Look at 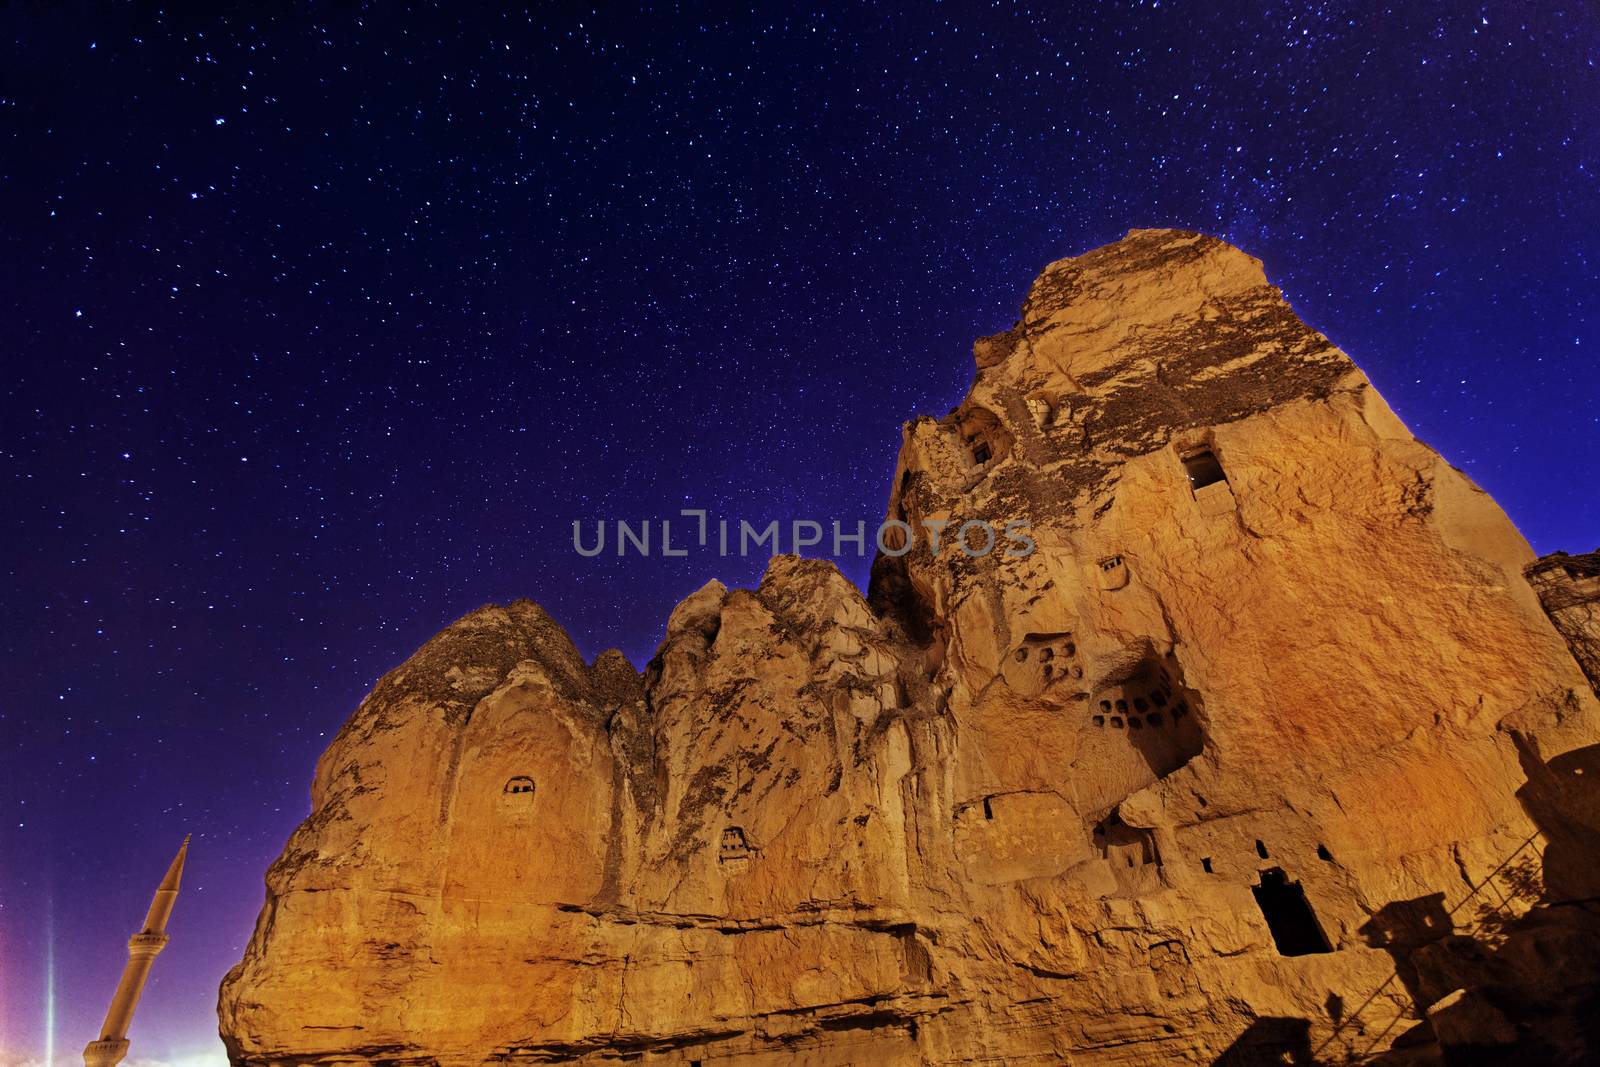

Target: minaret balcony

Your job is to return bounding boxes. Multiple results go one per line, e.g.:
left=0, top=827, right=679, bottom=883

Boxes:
left=82, top=1038, right=129, bottom=1067
left=127, top=931, right=170, bottom=956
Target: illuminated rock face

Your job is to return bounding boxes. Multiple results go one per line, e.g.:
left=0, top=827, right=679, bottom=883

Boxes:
left=220, top=230, right=1600, bottom=1065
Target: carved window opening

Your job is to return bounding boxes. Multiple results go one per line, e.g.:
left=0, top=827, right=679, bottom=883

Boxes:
left=1202, top=857, right=1214, bottom=874
left=719, top=826, right=751, bottom=861
left=1256, top=839, right=1270, bottom=859
left=504, top=776, right=535, bottom=796
left=1098, top=554, right=1130, bottom=591
left=1094, top=815, right=1160, bottom=889
left=954, top=406, right=1012, bottom=474
left=982, top=796, right=994, bottom=820
left=1253, top=868, right=1332, bottom=956
left=1318, top=844, right=1334, bottom=862
left=1183, top=450, right=1227, bottom=491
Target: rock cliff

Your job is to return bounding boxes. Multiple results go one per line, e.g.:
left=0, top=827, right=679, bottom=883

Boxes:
left=220, top=230, right=1600, bottom=1065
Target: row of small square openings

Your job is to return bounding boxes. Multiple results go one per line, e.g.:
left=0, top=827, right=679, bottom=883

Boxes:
left=719, top=826, right=751, bottom=861
left=1098, top=554, right=1130, bottom=591
left=1014, top=638, right=1076, bottom=660
left=1093, top=689, right=1187, bottom=729
left=1093, top=710, right=1180, bottom=729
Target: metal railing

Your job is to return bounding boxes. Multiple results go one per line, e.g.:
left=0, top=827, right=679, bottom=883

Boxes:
left=1311, top=829, right=1546, bottom=1063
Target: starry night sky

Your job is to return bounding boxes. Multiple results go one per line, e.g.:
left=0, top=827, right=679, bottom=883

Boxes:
left=2, top=3, right=1596, bottom=1060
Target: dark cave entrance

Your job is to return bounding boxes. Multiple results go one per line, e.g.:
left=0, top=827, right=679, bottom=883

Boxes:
left=1253, top=868, right=1332, bottom=957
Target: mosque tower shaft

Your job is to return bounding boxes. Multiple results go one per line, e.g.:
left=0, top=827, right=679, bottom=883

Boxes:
left=83, top=836, right=189, bottom=1067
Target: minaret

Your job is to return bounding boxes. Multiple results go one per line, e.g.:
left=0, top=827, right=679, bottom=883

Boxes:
left=83, top=836, right=189, bottom=1067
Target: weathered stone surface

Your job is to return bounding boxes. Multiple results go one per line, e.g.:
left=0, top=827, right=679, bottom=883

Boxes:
left=220, top=230, right=1600, bottom=1064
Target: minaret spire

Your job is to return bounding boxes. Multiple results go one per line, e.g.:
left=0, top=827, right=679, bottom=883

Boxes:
left=84, top=836, right=189, bottom=1067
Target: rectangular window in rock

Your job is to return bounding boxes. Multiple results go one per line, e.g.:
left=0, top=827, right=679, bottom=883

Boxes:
left=1252, top=868, right=1332, bottom=956
left=719, top=826, right=751, bottom=862
left=1182, top=450, right=1227, bottom=491
left=1098, top=555, right=1130, bottom=590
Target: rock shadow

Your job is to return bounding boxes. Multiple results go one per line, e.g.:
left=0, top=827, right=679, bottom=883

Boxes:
left=1211, top=1016, right=1312, bottom=1066
left=1514, top=734, right=1600, bottom=905
left=1351, top=737, right=1600, bottom=1064
left=1359, top=892, right=1452, bottom=1016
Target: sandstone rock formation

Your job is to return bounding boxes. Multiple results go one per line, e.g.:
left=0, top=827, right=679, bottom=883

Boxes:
left=220, top=230, right=1600, bottom=1065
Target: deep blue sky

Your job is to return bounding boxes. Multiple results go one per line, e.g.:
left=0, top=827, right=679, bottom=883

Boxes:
left=2, top=3, right=1596, bottom=1060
